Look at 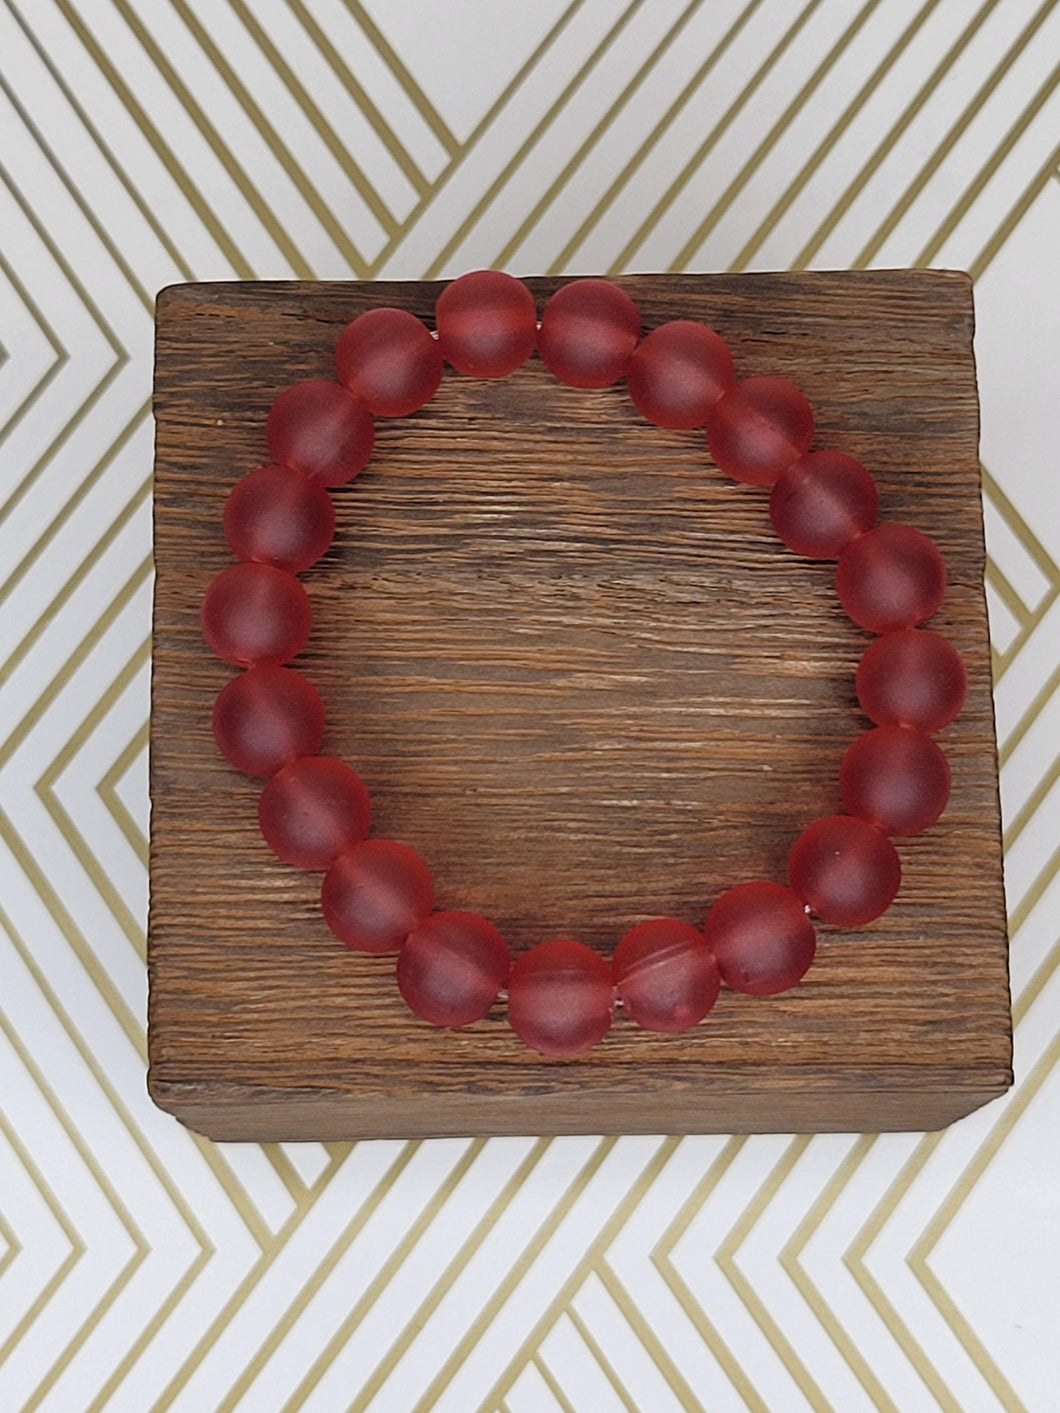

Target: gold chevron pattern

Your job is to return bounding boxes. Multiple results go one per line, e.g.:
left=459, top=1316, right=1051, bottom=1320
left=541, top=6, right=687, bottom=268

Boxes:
left=1, top=1, right=1057, bottom=1408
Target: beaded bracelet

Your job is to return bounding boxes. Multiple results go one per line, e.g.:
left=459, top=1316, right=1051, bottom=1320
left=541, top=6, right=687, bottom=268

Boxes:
left=201, top=271, right=966, bottom=1058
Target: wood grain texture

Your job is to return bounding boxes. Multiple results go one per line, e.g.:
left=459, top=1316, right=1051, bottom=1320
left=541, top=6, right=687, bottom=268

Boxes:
left=148, top=272, right=1012, bottom=1141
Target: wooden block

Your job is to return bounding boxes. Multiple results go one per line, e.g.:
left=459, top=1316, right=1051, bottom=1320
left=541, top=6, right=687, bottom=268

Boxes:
left=148, top=272, right=1012, bottom=1141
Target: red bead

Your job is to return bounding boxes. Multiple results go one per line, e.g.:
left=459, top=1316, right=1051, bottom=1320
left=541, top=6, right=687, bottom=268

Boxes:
left=201, top=562, right=311, bottom=667
left=322, top=839, right=433, bottom=953
left=335, top=307, right=443, bottom=417
left=396, top=910, right=509, bottom=1027
left=224, top=464, right=335, bottom=573
left=612, top=918, right=720, bottom=1032
left=788, top=815, right=900, bottom=926
left=705, top=377, right=815, bottom=486
left=769, top=449, right=877, bottom=558
left=856, top=628, right=967, bottom=733
left=537, top=278, right=640, bottom=389
left=435, top=270, right=537, bottom=378
left=703, top=881, right=816, bottom=995
left=626, top=321, right=734, bottom=429
left=507, top=939, right=614, bottom=1056
left=212, top=665, right=324, bottom=777
left=258, top=755, right=370, bottom=869
left=836, top=524, right=946, bottom=633
left=839, top=725, right=950, bottom=837
left=266, top=379, right=374, bottom=486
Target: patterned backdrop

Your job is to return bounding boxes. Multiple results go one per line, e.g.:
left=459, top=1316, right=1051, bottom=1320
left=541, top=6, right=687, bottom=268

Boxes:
left=1, top=1, right=1058, bottom=1409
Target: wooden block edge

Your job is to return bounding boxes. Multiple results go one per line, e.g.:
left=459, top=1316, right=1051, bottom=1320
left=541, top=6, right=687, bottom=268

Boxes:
left=147, top=1064, right=1014, bottom=1142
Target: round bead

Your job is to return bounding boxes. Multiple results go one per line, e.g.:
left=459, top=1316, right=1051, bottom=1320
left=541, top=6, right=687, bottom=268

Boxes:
left=212, top=665, right=324, bottom=777
left=612, top=918, right=720, bottom=1032
left=266, top=379, right=374, bottom=487
left=788, top=815, right=901, bottom=927
left=839, top=725, right=951, bottom=837
left=537, top=278, right=640, bottom=389
left=705, top=377, right=815, bottom=486
left=322, top=839, right=433, bottom=953
left=769, top=449, right=878, bottom=558
left=507, top=939, right=614, bottom=1056
left=396, top=910, right=509, bottom=1027
left=856, top=628, right=967, bottom=733
left=836, top=524, right=946, bottom=634
left=224, top=464, right=335, bottom=573
left=703, top=881, right=816, bottom=995
left=258, top=755, right=370, bottom=869
left=201, top=562, right=311, bottom=667
left=626, top=320, right=734, bottom=429
left=435, top=270, right=537, bottom=378
left=335, top=307, right=443, bottom=417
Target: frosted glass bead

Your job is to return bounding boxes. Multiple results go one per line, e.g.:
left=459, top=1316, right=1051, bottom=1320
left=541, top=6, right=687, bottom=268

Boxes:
left=335, top=307, right=443, bottom=417
left=435, top=270, right=537, bottom=378
left=626, top=320, right=733, bottom=429
left=836, top=524, right=946, bottom=634
left=612, top=917, right=720, bottom=1032
left=258, top=756, right=370, bottom=869
left=507, top=939, right=614, bottom=1055
left=789, top=814, right=901, bottom=926
left=706, top=377, right=814, bottom=486
left=769, top=449, right=877, bottom=558
left=537, top=279, right=640, bottom=389
left=856, top=629, right=967, bottom=732
left=224, top=464, right=335, bottom=573
left=839, top=725, right=950, bottom=837
left=396, top=910, right=510, bottom=1026
left=212, top=665, right=324, bottom=777
left=322, top=839, right=433, bottom=954
left=201, top=562, right=311, bottom=667
left=703, top=881, right=816, bottom=995
left=266, top=379, right=373, bottom=487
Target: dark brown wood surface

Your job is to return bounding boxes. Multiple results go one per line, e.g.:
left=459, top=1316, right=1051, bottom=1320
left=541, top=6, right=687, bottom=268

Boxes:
left=148, top=272, right=1012, bottom=1141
